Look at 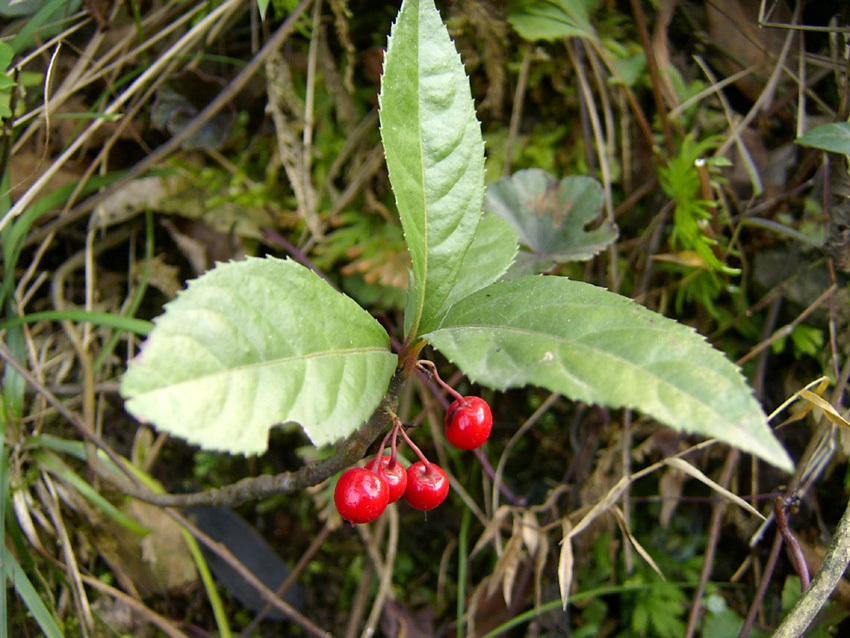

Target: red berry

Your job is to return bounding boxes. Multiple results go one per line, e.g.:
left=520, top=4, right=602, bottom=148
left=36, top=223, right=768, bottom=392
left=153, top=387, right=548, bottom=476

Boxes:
left=334, top=467, right=389, bottom=524
left=373, top=455, right=408, bottom=503
left=404, top=461, right=449, bottom=511
left=445, top=396, right=492, bottom=450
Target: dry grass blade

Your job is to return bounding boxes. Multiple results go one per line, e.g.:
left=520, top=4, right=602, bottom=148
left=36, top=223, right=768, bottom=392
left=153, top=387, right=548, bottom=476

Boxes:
left=665, top=457, right=765, bottom=520
left=471, top=505, right=512, bottom=557
left=361, top=504, right=399, bottom=638
left=558, top=519, right=574, bottom=610
left=2, top=0, right=245, bottom=231
left=533, top=532, right=549, bottom=611
left=38, top=475, right=94, bottom=636
left=487, top=518, right=524, bottom=606
left=611, top=506, right=665, bottom=581
left=568, top=475, right=630, bottom=539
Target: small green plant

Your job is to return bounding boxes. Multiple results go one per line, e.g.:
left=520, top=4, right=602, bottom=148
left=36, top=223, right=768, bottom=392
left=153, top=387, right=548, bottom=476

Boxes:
left=119, top=0, right=793, bottom=607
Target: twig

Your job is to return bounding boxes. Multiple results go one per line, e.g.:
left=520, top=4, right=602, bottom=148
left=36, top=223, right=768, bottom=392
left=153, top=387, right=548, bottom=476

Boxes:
left=775, top=496, right=810, bottom=591
left=239, top=523, right=332, bottom=636
left=683, top=450, right=739, bottom=638
left=736, top=284, right=838, bottom=365
left=169, top=510, right=331, bottom=638
left=0, top=339, right=405, bottom=507
left=627, top=0, right=674, bottom=155
left=738, top=527, right=785, bottom=638
left=503, top=46, right=531, bottom=178
left=361, top=503, right=399, bottom=637
left=772, top=494, right=850, bottom=637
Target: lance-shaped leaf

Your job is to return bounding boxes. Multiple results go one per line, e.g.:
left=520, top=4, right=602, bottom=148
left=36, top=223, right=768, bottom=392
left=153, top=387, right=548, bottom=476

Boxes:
left=421, top=277, right=793, bottom=471
left=442, top=212, right=518, bottom=310
left=379, top=0, right=485, bottom=338
left=120, top=257, right=397, bottom=455
left=484, top=169, right=617, bottom=277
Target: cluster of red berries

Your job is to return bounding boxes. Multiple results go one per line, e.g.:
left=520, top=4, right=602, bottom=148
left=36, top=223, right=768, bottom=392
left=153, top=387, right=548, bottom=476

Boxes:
left=333, top=360, right=493, bottom=525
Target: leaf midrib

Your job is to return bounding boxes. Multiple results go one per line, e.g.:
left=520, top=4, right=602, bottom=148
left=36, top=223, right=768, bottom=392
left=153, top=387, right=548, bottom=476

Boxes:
left=132, top=346, right=393, bottom=395
left=426, top=323, right=747, bottom=424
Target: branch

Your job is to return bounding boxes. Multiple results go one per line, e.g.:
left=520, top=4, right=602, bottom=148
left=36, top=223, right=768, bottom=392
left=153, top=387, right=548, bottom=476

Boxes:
left=0, top=339, right=404, bottom=508
left=119, top=371, right=404, bottom=508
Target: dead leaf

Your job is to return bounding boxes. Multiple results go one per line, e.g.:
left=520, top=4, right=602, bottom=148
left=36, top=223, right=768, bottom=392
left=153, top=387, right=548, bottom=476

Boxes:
left=133, top=255, right=182, bottom=300
left=570, top=475, right=630, bottom=539
left=533, top=532, right=549, bottom=610
left=487, top=521, right=523, bottom=607
left=558, top=519, right=574, bottom=610
left=521, top=509, right=540, bottom=555
left=471, top=505, right=511, bottom=558
left=799, top=390, right=850, bottom=430
left=665, top=457, right=765, bottom=520
left=613, top=507, right=666, bottom=581
left=91, top=501, right=196, bottom=597
left=130, top=501, right=197, bottom=593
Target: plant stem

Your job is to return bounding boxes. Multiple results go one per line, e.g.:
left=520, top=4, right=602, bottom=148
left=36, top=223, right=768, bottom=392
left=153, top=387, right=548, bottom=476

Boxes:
left=368, top=428, right=395, bottom=472
left=775, top=497, right=810, bottom=591
left=397, top=422, right=432, bottom=471
left=0, top=338, right=406, bottom=508
left=771, top=496, right=850, bottom=638
left=416, top=359, right=464, bottom=401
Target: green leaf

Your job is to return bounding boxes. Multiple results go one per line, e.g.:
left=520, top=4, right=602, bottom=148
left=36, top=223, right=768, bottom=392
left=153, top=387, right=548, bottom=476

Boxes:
left=484, top=169, right=618, bottom=276
left=33, top=451, right=149, bottom=536
left=3, top=553, right=64, bottom=638
left=0, top=42, right=12, bottom=71
left=120, top=257, right=397, bottom=454
left=379, top=0, right=486, bottom=339
left=508, top=0, right=599, bottom=42
left=421, top=277, right=793, bottom=471
left=796, top=122, right=850, bottom=155
left=0, top=310, right=152, bottom=336
left=442, top=212, right=518, bottom=310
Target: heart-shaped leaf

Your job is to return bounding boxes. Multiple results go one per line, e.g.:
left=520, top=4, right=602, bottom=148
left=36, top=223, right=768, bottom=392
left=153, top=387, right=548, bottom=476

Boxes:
left=120, top=257, right=397, bottom=454
left=379, top=0, right=486, bottom=339
left=421, top=276, right=793, bottom=471
left=484, top=169, right=618, bottom=276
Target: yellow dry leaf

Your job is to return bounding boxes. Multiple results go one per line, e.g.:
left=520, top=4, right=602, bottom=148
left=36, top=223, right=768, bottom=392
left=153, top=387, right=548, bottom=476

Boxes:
left=612, top=506, right=665, bottom=581
left=665, top=457, right=764, bottom=520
